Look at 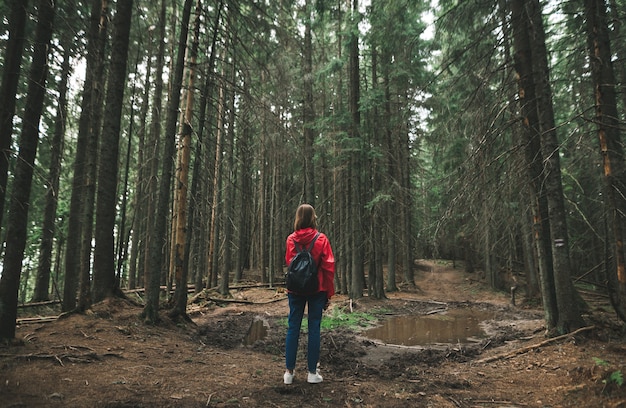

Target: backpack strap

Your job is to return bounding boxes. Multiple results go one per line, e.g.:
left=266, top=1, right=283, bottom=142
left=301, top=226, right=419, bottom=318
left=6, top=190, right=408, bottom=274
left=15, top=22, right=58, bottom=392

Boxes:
left=307, top=232, right=320, bottom=252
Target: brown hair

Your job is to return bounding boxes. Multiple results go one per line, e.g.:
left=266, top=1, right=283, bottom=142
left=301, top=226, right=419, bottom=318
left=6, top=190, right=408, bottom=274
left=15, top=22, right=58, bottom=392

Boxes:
left=293, top=204, right=317, bottom=231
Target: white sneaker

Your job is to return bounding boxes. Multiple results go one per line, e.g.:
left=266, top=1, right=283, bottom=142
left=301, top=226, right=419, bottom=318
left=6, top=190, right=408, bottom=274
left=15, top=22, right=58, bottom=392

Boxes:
left=307, top=371, right=323, bottom=383
left=284, top=370, right=294, bottom=384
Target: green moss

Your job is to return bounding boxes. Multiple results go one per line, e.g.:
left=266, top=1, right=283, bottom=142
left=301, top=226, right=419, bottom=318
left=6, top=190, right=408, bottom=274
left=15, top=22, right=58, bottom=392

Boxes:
left=280, top=306, right=383, bottom=331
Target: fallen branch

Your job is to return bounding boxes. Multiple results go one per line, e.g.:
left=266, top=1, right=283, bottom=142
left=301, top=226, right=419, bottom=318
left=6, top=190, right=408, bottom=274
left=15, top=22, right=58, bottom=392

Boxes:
left=17, top=316, right=60, bottom=324
left=0, top=351, right=123, bottom=365
left=425, top=308, right=447, bottom=315
left=472, top=400, right=527, bottom=406
left=17, top=300, right=61, bottom=309
left=205, top=296, right=286, bottom=305
left=475, top=325, right=595, bottom=364
left=206, top=297, right=254, bottom=304
left=396, top=298, right=448, bottom=306
left=254, top=297, right=288, bottom=304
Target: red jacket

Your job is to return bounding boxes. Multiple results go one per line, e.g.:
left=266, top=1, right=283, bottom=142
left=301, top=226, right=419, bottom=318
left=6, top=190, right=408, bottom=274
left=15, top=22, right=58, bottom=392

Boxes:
left=285, top=227, right=335, bottom=299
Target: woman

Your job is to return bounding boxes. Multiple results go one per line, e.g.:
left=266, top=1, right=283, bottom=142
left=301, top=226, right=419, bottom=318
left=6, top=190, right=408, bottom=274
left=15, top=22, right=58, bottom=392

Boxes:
left=284, top=204, right=335, bottom=384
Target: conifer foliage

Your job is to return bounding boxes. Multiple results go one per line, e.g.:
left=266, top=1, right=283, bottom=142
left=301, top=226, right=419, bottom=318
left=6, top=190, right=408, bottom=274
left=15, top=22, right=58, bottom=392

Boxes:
left=2, top=0, right=626, bottom=339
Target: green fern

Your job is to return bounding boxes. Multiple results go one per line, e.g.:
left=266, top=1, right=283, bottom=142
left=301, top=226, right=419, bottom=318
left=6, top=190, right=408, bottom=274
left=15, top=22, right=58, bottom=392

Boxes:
left=594, top=358, right=624, bottom=387
left=593, top=357, right=609, bottom=367
left=609, top=370, right=624, bottom=387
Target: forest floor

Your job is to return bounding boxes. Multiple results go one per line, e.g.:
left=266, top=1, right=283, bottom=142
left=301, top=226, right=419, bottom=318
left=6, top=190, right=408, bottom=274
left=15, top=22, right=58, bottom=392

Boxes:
left=2, top=260, right=626, bottom=407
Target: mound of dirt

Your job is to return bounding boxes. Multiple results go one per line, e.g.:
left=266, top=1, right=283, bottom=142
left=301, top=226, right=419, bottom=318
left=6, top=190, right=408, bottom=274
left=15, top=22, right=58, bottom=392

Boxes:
left=2, top=261, right=626, bottom=407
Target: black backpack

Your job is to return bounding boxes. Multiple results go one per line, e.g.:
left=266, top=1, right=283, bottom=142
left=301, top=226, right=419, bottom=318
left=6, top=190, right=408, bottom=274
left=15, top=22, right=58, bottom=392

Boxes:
left=286, top=232, right=320, bottom=294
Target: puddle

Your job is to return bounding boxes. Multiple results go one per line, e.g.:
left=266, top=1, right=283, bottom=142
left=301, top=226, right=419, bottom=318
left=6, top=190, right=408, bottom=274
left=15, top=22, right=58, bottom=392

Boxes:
left=242, top=318, right=268, bottom=345
left=364, top=309, right=494, bottom=346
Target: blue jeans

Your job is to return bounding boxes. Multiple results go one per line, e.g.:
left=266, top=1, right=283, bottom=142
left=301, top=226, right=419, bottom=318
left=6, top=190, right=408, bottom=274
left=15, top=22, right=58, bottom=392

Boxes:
left=285, top=291, right=326, bottom=374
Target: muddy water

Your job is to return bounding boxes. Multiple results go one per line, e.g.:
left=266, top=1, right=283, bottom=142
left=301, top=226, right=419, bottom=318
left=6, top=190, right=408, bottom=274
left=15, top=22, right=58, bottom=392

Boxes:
left=364, top=309, right=495, bottom=346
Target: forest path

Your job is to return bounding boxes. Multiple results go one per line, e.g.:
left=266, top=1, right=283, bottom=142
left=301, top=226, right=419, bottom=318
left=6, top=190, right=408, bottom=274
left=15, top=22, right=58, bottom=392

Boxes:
left=3, top=261, right=624, bottom=408
left=407, top=259, right=511, bottom=305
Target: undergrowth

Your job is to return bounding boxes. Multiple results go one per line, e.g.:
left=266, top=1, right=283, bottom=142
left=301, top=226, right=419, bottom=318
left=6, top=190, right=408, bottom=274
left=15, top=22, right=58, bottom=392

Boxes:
left=280, top=306, right=386, bottom=332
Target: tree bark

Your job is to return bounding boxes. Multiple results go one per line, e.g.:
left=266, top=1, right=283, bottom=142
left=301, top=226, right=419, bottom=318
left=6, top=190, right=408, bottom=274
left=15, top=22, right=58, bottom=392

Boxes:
left=191, top=64, right=212, bottom=293
left=93, top=0, right=134, bottom=303
left=369, top=43, right=385, bottom=300
left=188, top=0, right=221, bottom=292
left=527, top=0, right=584, bottom=333
left=170, top=0, right=203, bottom=318
left=235, top=78, right=253, bottom=282
left=511, top=0, right=585, bottom=332
left=221, top=55, right=237, bottom=296
left=208, top=63, right=225, bottom=289
left=348, top=0, right=365, bottom=299
left=303, top=0, right=316, bottom=206
left=510, top=0, right=558, bottom=328
left=0, top=0, right=55, bottom=340
left=116, top=47, right=144, bottom=286
left=141, top=0, right=167, bottom=323
left=585, top=0, right=626, bottom=322
left=127, top=27, right=155, bottom=290
left=77, top=0, right=109, bottom=311
left=33, top=36, right=71, bottom=302
left=62, top=0, right=107, bottom=312
left=259, top=70, right=269, bottom=284
left=143, top=0, right=193, bottom=323
left=382, top=48, right=398, bottom=292
left=0, top=0, right=29, bottom=229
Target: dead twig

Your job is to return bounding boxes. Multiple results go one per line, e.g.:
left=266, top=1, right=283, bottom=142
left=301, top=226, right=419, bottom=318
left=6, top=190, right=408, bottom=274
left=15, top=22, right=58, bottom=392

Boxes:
left=1, top=350, right=123, bottom=365
left=475, top=325, right=595, bottom=364
left=471, top=399, right=527, bottom=406
left=206, top=297, right=254, bottom=304
left=16, top=316, right=59, bottom=324
left=425, top=308, right=447, bottom=315
left=17, top=300, right=61, bottom=309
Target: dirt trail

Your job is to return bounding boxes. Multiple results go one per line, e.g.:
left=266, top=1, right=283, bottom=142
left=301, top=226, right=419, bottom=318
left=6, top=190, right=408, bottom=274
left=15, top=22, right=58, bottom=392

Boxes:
left=1, top=261, right=625, bottom=407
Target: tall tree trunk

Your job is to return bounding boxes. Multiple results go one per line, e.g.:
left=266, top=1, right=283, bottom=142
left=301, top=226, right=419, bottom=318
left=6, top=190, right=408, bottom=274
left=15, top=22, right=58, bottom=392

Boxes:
left=369, top=45, right=385, bottom=300
left=528, top=0, right=584, bottom=333
left=303, top=0, right=316, bottom=206
left=188, top=0, right=221, bottom=292
left=511, top=0, right=585, bottom=332
left=116, top=48, right=144, bottom=285
left=608, top=0, right=626, bottom=121
left=191, top=67, right=212, bottom=293
left=258, top=70, right=268, bottom=284
left=220, top=56, right=237, bottom=296
left=32, top=37, right=71, bottom=302
left=143, top=0, right=193, bottom=323
left=170, top=0, right=203, bottom=318
left=208, top=63, right=226, bottom=289
left=62, top=0, right=107, bottom=312
left=77, top=2, right=108, bottom=309
left=585, top=0, right=626, bottom=322
left=268, top=141, right=279, bottom=288
left=511, top=0, right=558, bottom=328
left=521, top=203, right=540, bottom=298
left=235, top=76, right=252, bottom=282
left=340, top=172, right=350, bottom=295
left=0, top=0, right=55, bottom=340
left=500, top=0, right=539, bottom=299
left=142, top=0, right=167, bottom=322
left=383, top=50, right=398, bottom=292
left=0, top=0, right=28, bottom=229
left=399, top=92, right=414, bottom=286
left=127, top=30, right=155, bottom=290
left=93, top=0, right=134, bottom=302
left=348, top=0, right=364, bottom=299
